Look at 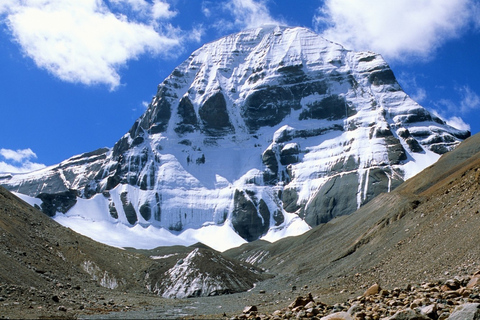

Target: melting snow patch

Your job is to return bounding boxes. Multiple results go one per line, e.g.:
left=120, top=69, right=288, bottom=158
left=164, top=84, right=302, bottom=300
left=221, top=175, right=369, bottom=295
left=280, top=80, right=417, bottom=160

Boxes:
left=150, top=253, right=178, bottom=260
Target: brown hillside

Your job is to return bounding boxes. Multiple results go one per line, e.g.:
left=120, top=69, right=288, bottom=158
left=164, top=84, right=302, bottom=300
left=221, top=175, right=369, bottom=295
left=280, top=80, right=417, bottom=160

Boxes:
left=0, top=187, right=161, bottom=318
left=225, top=133, right=480, bottom=307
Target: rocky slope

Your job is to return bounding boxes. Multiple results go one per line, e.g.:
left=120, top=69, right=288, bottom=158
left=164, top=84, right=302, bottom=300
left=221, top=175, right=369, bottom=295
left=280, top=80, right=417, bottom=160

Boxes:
left=0, top=26, right=470, bottom=247
left=233, top=278, right=480, bottom=319
left=219, top=132, right=480, bottom=317
left=0, top=187, right=269, bottom=318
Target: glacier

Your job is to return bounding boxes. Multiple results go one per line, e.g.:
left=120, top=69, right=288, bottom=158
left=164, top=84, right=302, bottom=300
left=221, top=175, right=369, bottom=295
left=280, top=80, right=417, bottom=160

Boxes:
left=1, top=26, right=469, bottom=251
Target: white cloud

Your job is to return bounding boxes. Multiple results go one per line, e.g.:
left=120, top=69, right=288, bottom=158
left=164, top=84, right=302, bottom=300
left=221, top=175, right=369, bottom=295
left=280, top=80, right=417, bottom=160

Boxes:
left=152, top=0, right=176, bottom=20
left=411, top=88, right=427, bottom=103
left=446, top=116, right=471, bottom=132
left=0, top=148, right=46, bottom=174
left=458, top=86, right=480, bottom=114
left=0, top=148, right=36, bottom=162
left=314, top=0, right=476, bottom=61
left=109, top=0, right=150, bottom=12
left=201, top=2, right=212, bottom=18
left=1, top=0, right=181, bottom=90
left=0, top=0, right=17, bottom=13
left=229, top=0, right=279, bottom=29
left=203, top=0, right=279, bottom=31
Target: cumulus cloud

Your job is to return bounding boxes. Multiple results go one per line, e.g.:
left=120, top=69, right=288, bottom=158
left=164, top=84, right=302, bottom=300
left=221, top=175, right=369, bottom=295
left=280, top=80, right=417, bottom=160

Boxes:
left=0, top=148, right=46, bottom=174
left=1, top=0, right=181, bottom=90
left=314, top=0, right=477, bottom=61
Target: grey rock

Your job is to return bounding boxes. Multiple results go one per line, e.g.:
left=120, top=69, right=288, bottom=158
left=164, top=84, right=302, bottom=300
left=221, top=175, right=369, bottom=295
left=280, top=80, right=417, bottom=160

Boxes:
left=447, top=303, right=480, bottom=320
left=419, top=304, right=438, bottom=319
left=320, top=311, right=353, bottom=320
left=303, top=172, right=359, bottom=226
left=36, top=190, right=78, bottom=217
left=387, top=308, right=430, bottom=320
left=231, top=190, right=269, bottom=241
left=243, top=305, right=258, bottom=313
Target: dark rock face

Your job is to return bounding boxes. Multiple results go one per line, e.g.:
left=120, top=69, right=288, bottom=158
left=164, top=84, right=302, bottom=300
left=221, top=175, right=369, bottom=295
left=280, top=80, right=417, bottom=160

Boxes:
left=369, top=68, right=397, bottom=86
left=243, top=87, right=298, bottom=132
left=154, top=193, right=162, bottom=221
left=385, top=136, right=408, bottom=164
left=262, top=149, right=279, bottom=184
left=398, top=128, right=424, bottom=153
left=199, top=92, right=233, bottom=134
left=139, top=202, right=151, bottom=221
left=302, top=168, right=404, bottom=226
left=108, top=201, right=118, bottom=219
left=120, top=192, right=137, bottom=225
left=258, top=199, right=271, bottom=229
left=138, top=88, right=173, bottom=135
left=299, top=95, right=353, bottom=120
left=277, top=64, right=307, bottom=84
left=273, top=210, right=284, bottom=226
left=36, top=190, right=78, bottom=217
left=290, top=80, right=328, bottom=100
left=364, top=168, right=402, bottom=201
left=282, top=188, right=301, bottom=213
left=331, top=155, right=358, bottom=173
left=231, top=190, right=269, bottom=241
left=175, top=96, right=198, bottom=134
left=280, top=143, right=300, bottom=166
left=303, top=173, right=359, bottom=225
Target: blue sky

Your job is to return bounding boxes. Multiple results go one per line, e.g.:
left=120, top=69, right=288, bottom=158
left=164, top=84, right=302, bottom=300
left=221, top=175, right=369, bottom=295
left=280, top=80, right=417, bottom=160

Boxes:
left=1, top=0, right=479, bottom=173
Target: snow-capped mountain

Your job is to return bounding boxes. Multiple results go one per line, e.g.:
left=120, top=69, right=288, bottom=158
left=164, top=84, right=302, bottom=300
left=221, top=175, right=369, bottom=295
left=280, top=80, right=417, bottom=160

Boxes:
left=0, top=26, right=469, bottom=250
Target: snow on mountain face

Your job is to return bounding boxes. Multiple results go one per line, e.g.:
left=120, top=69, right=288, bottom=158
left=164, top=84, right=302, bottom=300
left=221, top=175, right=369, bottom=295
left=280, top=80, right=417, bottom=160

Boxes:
left=0, top=26, right=470, bottom=250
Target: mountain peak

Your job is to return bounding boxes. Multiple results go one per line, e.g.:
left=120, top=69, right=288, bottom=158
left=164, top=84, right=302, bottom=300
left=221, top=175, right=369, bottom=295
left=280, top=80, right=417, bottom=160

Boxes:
left=0, top=26, right=470, bottom=250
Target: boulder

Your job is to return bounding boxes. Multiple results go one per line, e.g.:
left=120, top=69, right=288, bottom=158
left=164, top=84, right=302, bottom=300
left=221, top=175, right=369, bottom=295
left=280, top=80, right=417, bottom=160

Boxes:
left=243, top=305, right=258, bottom=313
left=289, top=293, right=313, bottom=309
left=467, top=275, right=480, bottom=289
left=364, top=283, right=381, bottom=297
left=447, top=303, right=480, bottom=320
left=387, top=308, right=430, bottom=320
left=320, top=311, right=353, bottom=320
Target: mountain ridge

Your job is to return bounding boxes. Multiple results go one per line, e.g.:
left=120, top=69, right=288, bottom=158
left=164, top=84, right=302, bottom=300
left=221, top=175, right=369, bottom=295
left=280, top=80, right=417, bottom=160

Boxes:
left=0, top=25, right=470, bottom=249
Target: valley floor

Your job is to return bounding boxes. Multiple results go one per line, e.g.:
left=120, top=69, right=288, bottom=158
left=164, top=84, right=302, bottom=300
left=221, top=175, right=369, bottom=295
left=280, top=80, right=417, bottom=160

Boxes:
left=2, top=267, right=480, bottom=319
